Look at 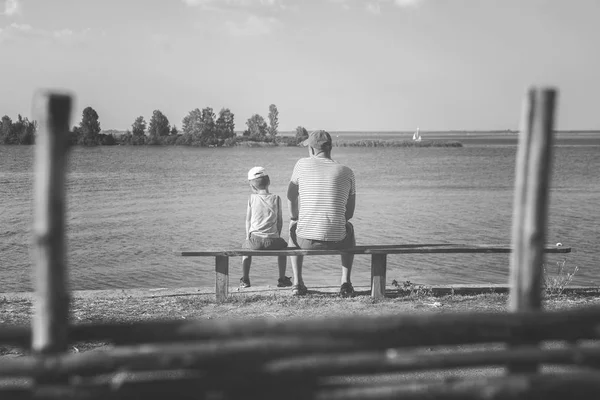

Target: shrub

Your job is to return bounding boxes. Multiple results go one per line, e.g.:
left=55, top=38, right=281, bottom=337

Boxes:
left=543, top=260, right=579, bottom=297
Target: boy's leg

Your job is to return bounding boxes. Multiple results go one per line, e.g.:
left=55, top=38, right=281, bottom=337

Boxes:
left=277, top=256, right=287, bottom=280
left=241, top=256, right=251, bottom=281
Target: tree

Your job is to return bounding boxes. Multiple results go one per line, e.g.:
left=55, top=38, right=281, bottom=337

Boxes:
left=295, top=126, right=308, bottom=144
left=147, top=110, right=170, bottom=144
left=132, top=116, right=146, bottom=136
left=98, top=132, right=116, bottom=145
left=244, top=114, right=268, bottom=141
left=69, top=126, right=81, bottom=146
left=199, top=107, right=216, bottom=144
left=79, top=106, right=101, bottom=145
left=181, top=107, right=217, bottom=146
left=215, top=108, right=235, bottom=143
left=131, top=116, right=147, bottom=145
left=0, top=115, right=12, bottom=144
left=267, top=104, right=279, bottom=138
left=119, top=130, right=133, bottom=145
left=182, top=109, right=202, bottom=137
left=170, top=125, right=179, bottom=135
left=13, top=115, right=36, bottom=144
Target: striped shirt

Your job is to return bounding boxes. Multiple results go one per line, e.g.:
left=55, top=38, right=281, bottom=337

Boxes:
left=291, top=156, right=356, bottom=241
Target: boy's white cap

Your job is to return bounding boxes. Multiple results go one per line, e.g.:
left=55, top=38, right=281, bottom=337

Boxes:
left=247, top=166, right=267, bottom=180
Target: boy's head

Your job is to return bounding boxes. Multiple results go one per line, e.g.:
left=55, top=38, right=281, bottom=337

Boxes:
left=247, top=166, right=270, bottom=190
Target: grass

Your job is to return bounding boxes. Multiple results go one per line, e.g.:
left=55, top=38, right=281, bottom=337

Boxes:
left=2, top=288, right=599, bottom=357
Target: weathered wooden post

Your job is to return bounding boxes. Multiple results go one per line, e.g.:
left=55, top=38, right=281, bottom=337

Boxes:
left=508, top=87, right=557, bottom=373
left=371, top=254, right=387, bottom=299
left=32, top=91, right=72, bottom=357
left=216, top=255, right=229, bottom=301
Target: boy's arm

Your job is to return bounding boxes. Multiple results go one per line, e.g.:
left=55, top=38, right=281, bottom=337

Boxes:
left=287, top=181, right=299, bottom=221
left=276, top=196, right=283, bottom=235
left=245, top=197, right=252, bottom=239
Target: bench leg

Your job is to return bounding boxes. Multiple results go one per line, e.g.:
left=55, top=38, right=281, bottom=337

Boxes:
left=215, top=256, right=229, bottom=302
left=371, top=254, right=387, bottom=299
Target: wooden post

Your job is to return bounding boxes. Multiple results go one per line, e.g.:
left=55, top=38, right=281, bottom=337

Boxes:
left=216, top=255, right=229, bottom=302
left=371, top=254, right=387, bottom=299
left=508, top=87, right=557, bottom=372
left=32, top=92, right=72, bottom=355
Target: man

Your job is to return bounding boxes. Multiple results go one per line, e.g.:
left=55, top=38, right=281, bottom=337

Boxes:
left=287, top=130, right=356, bottom=297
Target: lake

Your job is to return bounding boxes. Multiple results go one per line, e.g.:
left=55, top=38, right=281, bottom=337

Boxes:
left=1, top=133, right=599, bottom=292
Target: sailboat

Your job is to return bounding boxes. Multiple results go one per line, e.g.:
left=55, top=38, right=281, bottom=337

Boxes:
left=412, top=127, right=422, bottom=142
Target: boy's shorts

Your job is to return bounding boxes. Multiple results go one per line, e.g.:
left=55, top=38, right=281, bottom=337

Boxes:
left=289, top=222, right=355, bottom=250
left=242, top=234, right=288, bottom=250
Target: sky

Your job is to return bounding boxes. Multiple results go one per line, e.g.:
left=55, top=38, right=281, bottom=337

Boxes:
left=1, top=0, right=599, bottom=132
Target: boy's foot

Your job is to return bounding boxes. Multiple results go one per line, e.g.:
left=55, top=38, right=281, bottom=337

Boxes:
left=277, top=276, right=293, bottom=287
left=239, top=277, right=251, bottom=288
left=340, top=282, right=355, bottom=298
left=292, top=284, right=308, bottom=296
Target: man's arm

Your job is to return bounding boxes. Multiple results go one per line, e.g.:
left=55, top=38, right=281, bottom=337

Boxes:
left=276, top=196, right=283, bottom=235
left=287, top=181, right=299, bottom=220
left=345, top=193, right=355, bottom=221
left=245, top=199, right=252, bottom=239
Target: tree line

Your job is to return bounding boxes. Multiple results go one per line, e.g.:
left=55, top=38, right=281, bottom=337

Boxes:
left=1, top=103, right=310, bottom=147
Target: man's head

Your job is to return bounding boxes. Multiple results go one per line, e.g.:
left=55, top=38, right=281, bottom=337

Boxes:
left=247, top=166, right=270, bottom=190
left=302, top=130, right=332, bottom=155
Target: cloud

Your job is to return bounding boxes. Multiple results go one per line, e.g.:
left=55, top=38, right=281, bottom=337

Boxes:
left=225, top=14, right=281, bottom=36
left=182, top=0, right=283, bottom=9
left=150, top=33, right=173, bottom=52
left=394, top=0, right=423, bottom=7
left=0, top=23, right=90, bottom=44
left=2, top=0, right=20, bottom=16
left=331, top=0, right=424, bottom=13
left=366, top=2, right=381, bottom=14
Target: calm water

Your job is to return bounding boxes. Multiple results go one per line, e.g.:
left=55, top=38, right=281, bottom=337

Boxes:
left=1, top=136, right=599, bottom=292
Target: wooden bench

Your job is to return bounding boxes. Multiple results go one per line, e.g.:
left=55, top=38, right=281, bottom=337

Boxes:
left=175, top=244, right=571, bottom=301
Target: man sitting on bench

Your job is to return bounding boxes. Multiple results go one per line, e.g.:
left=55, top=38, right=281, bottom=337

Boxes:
left=287, top=130, right=357, bottom=297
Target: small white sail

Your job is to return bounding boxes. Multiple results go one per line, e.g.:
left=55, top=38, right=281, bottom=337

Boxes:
left=412, top=127, right=422, bottom=142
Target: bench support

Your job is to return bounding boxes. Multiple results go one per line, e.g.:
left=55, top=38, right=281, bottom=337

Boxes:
left=371, top=254, right=387, bottom=299
left=215, top=256, right=229, bottom=302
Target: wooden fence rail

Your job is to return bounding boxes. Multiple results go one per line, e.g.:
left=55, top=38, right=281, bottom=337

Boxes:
left=0, top=87, right=595, bottom=400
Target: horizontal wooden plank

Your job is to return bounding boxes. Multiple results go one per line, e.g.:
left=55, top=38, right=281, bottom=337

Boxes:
left=2, top=372, right=600, bottom=400
left=1, top=340, right=599, bottom=380
left=1, top=303, right=596, bottom=349
left=175, top=244, right=571, bottom=257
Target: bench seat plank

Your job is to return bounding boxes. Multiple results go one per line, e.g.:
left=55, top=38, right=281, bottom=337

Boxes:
left=175, top=244, right=571, bottom=301
left=176, top=244, right=570, bottom=257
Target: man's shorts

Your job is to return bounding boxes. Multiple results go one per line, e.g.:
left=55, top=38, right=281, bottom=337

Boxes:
left=289, top=222, right=356, bottom=250
left=242, top=234, right=288, bottom=250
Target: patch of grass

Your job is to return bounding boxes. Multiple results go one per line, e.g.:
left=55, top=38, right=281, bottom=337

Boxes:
left=390, top=280, right=434, bottom=298
left=543, top=259, right=579, bottom=297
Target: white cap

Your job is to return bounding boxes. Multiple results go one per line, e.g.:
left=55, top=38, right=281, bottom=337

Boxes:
left=247, top=166, right=267, bottom=180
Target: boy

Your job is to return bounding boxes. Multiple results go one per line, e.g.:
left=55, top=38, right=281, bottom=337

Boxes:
left=240, top=166, right=292, bottom=288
